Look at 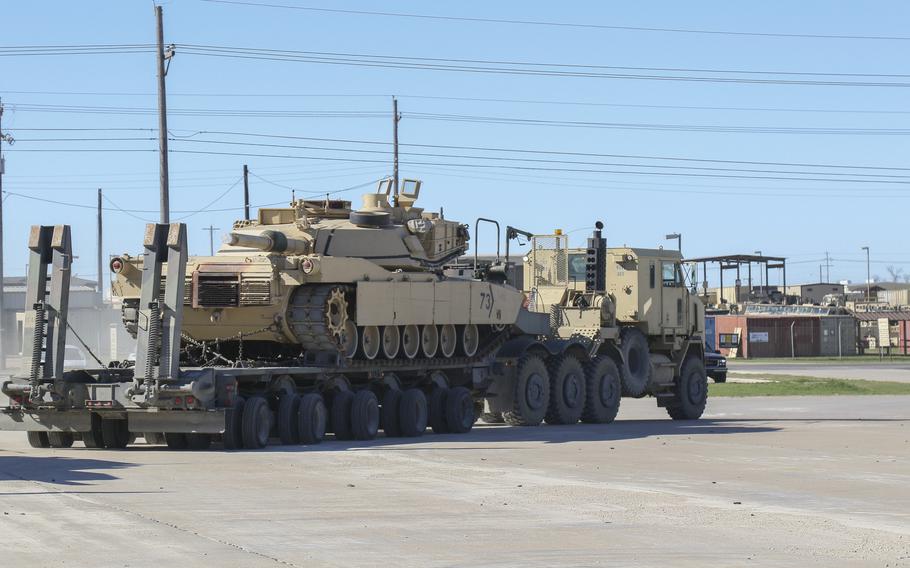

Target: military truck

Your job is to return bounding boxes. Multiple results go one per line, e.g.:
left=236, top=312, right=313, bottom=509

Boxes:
left=0, top=181, right=707, bottom=450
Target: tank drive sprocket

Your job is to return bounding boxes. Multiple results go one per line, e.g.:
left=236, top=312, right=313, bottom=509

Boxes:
left=288, top=285, right=354, bottom=353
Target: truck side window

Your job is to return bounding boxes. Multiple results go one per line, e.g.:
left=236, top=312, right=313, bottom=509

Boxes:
left=649, top=263, right=655, bottom=289
left=662, top=262, right=677, bottom=287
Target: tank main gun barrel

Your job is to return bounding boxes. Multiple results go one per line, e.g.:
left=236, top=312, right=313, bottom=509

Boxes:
left=223, top=231, right=311, bottom=254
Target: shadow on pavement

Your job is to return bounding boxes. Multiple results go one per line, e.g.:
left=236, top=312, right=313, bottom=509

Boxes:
left=0, top=456, right=137, bottom=485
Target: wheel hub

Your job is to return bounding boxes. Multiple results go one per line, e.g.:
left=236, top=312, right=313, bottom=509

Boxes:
left=525, top=372, right=546, bottom=410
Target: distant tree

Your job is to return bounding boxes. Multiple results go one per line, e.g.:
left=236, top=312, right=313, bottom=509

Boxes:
left=904, top=274, right=910, bottom=284
left=886, top=265, right=904, bottom=282
left=873, top=274, right=882, bottom=283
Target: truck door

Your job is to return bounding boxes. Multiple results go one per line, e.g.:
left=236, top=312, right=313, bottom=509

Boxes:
left=660, top=261, right=686, bottom=333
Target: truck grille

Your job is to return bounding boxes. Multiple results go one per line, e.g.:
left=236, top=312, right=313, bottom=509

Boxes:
left=240, top=277, right=271, bottom=305
left=197, top=275, right=240, bottom=307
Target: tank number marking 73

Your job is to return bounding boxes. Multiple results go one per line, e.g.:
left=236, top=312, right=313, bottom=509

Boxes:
left=479, top=286, right=495, bottom=318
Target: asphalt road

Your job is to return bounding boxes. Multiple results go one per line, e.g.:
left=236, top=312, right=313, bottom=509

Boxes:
left=728, top=361, right=910, bottom=383
left=1, top=396, right=908, bottom=567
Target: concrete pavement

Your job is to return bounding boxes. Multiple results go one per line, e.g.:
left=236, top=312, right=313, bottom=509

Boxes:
left=729, top=361, right=910, bottom=382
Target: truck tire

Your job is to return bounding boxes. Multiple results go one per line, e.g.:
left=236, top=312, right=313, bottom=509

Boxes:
left=581, top=356, right=622, bottom=424
left=27, top=431, right=50, bottom=448
left=545, top=354, right=586, bottom=425
left=278, top=393, right=301, bottom=445
left=619, top=327, right=651, bottom=398
left=165, top=433, right=189, bottom=450
left=429, top=386, right=449, bottom=434
left=81, top=414, right=104, bottom=448
left=445, top=386, right=474, bottom=434
left=186, top=433, right=212, bottom=450
left=102, top=419, right=130, bottom=449
left=666, top=356, right=708, bottom=420
left=504, top=354, right=550, bottom=427
left=222, top=397, right=246, bottom=450
left=242, top=396, right=272, bottom=449
left=331, top=390, right=355, bottom=441
left=399, top=388, right=428, bottom=437
left=351, top=390, right=380, bottom=441
left=47, top=432, right=75, bottom=448
left=298, top=393, right=327, bottom=444
left=381, top=389, right=402, bottom=437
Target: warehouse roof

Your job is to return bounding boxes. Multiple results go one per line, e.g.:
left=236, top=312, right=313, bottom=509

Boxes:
left=852, top=311, right=910, bottom=322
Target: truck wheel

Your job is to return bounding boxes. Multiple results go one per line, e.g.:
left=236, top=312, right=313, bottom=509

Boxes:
left=381, top=389, right=402, bottom=437
left=331, top=390, right=355, bottom=441
left=278, top=393, right=301, bottom=445
left=581, top=357, right=622, bottom=424
left=27, top=431, right=50, bottom=448
left=399, top=388, right=428, bottom=437
left=352, top=390, right=380, bottom=441
left=47, top=432, right=75, bottom=448
left=619, top=327, right=651, bottom=398
left=81, top=414, right=104, bottom=448
left=222, top=397, right=246, bottom=450
left=428, top=386, right=449, bottom=434
left=445, top=387, right=474, bottom=434
left=298, top=393, right=327, bottom=444
left=101, top=419, right=130, bottom=449
left=242, top=396, right=272, bottom=449
left=186, top=433, right=212, bottom=450
left=666, top=356, right=708, bottom=420
left=545, top=355, right=586, bottom=425
left=504, top=354, right=550, bottom=427
left=165, top=433, right=189, bottom=450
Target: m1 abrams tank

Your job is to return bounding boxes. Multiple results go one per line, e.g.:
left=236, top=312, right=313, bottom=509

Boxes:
left=111, top=179, right=525, bottom=365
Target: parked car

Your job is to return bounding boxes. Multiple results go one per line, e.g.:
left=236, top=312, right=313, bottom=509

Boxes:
left=63, top=345, right=87, bottom=370
left=705, top=350, right=727, bottom=383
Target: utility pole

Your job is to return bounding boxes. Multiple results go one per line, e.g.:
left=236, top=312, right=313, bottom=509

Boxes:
left=155, top=5, right=174, bottom=223
left=0, top=99, right=8, bottom=370
left=824, top=251, right=831, bottom=282
left=392, top=96, right=400, bottom=204
left=97, top=188, right=103, bottom=294
left=243, top=164, right=250, bottom=220
left=203, top=226, right=220, bottom=256
left=862, top=246, right=871, bottom=300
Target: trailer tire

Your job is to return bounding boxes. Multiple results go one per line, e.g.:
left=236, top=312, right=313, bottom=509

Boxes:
left=581, top=357, right=622, bottom=424
left=545, top=355, right=586, bottom=425
left=428, top=386, right=449, bottom=434
left=47, top=432, right=75, bottom=448
left=278, top=393, right=301, bottom=445
left=666, top=356, right=708, bottom=421
left=165, top=433, right=189, bottom=450
left=186, top=433, right=212, bottom=450
left=504, top=353, right=550, bottom=426
left=102, top=419, right=130, bottom=449
left=445, top=387, right=474, bottom=434
left=81, top=414, right=104, bottom=448
left=381, top=389, right=402, bottom=437
left=352, top=390, right=380, bottom=441
left=223, top=397, right=246, bottom=450
left=242, top=396, right=272, bottom=449
left=331, top=390, right=355, bottom=441
left=619, top=327, right=651, bottom=398
left=27, top=431, right=50, bottom=448
left=399, top=388, right=428, bottom=437
left=298, top=393, right=327, bottom=444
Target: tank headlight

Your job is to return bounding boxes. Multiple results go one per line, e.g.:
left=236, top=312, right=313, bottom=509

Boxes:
left=301, top=257, right=320, bottom=275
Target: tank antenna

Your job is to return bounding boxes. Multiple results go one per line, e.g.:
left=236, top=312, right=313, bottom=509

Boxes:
left=392, top=96, right=400, bottom=206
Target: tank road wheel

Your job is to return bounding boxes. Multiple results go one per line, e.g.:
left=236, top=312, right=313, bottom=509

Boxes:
left=399, top=388, right=428, bottom=437
left=278, top=393, right=302, bottom=445
left=421, top=325, right=439, bottom=358
left=331, top=390, right=355, bottom=441
left=242, top=396, right=272, bottom=449
left=102, top=419, right=131, bottom=449
left=81, top=414, right=105, bottom=448
left=619, top=327, right=652, bottom=398
left=298, top=393, right=327, bottom=444
left=581, top=357, right=622, bottom=424
left=361, top=326, right=381, bottom=360
left=186, top=433, right=212, bottom=451
left=223, top=396, right=246, bottom=450
left=401, top=325, right=421, bottom=359
left=382, top=326, right=401, bottom=359
left=428, top=386, right=450, bottom=434
left=504, top=354, right=550, bottom=427
left=47, top=432, right=75, bottom=448
left=666, top=356, right=708, bottom=421
left=27, top=431, right=50, bottom=448
left=381, top=389, right=402, bottom=437
left=445, top=387, right=475, bottom=434
left=439, top=324, right=457, bottom=358
left=545, top=355, right=587, bottom=425
left=351, top=390, right=380, bottom=441
left=460, top=324, right=480, bottom=357
left=340, top=321, right=358, bottom=359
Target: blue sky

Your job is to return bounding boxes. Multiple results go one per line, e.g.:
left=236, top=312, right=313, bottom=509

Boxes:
left=2, top=0, right=910, bottom=290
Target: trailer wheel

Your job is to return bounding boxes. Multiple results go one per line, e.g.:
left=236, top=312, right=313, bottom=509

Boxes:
left=666, top=356, right=708, bottom=421
left=445, top=387, right=474, bottom=434
left=545, top=355, right=587, bottom=425
left=186, top=433, right=212, bottom=451
left=223, top=397, right=246, bottom=450
left=331, top=390, right=355, bottom=441
left=619, top=327, right=651, bottom=398
left=381, top=389, right=402, bottom=437
left=47, top=432, right=75, bottom=448
left=581, top=357, right=622, bottom=424
left=242, top=396, right=272, bottom=449
left=298, top=393, right=327, bottom=444
left=428, top=386, right=449, bottom=434
left=165, top=433, right=189, bottom=450
left=399, top=388, right=428, bottom=437
left=352, top=390, right=380, bottom=441
left=504, top=354, right=550, bottom=427
left=26, top=431, right=50, bottom=448
left=278, top=393, right=301, bottom=445
left=81, top=414, right=104, bottom=448
left=101, top=419, right=130, bottom=449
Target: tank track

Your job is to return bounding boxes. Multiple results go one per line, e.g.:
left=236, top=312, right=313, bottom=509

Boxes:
left=288, top=284, right=353, bottom=353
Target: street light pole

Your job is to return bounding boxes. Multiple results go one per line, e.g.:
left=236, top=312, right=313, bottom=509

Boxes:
left=755, top=250, right=763, bottom=297
left=665, top=232, right=681, bottom=254
left=862, top=246, right=871, bottom=300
